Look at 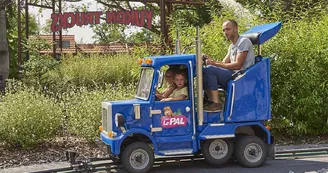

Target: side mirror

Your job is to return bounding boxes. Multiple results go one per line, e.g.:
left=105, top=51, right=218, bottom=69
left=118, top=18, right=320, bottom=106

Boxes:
left=157, top=70, right=164, bottom=89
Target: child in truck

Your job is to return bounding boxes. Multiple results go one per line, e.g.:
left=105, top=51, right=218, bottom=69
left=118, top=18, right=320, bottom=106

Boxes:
left=161, top=70, right=188, bottom=101
left=156, top=67, right=178, bottom=100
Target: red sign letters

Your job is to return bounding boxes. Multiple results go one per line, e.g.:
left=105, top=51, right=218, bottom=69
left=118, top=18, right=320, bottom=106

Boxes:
left=51, top=10, right=153, bottom=32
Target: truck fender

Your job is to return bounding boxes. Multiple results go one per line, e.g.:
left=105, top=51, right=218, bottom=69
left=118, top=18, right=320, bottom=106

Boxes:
left=117, top=128, right=158, bottom=154
left=234, top=123, right=272, bottom=144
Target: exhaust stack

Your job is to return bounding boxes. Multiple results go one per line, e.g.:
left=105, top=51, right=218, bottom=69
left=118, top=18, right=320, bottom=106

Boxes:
left=195, top=26, right=203, bottom=126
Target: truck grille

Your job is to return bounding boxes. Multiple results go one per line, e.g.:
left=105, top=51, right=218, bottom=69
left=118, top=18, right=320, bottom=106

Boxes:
left=102, top=108, right=108, bottom=132
left=102, top=102, right=112, bottom=132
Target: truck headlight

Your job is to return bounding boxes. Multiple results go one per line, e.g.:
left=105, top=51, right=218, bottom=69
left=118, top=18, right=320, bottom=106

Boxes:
left=115, top=113, right=125, bottom=127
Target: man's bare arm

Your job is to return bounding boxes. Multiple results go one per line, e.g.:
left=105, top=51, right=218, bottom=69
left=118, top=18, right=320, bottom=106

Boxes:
left=222, top=54, right=231, bottom=63
left=220, top=51, right=248, bottom=70
left=207, top=51, right=248, bottom=70
left=222, top=45, right=231, bottom=63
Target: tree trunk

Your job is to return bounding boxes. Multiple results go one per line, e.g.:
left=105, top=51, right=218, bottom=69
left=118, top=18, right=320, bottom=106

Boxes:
left=0, top=6, right=9, bottom=91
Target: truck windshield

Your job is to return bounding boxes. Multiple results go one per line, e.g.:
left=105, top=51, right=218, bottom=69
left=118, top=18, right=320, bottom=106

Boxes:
left=136, top=68, right=154, bottom=100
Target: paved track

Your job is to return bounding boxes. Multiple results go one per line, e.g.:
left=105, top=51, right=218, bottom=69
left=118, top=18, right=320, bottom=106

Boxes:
left=1, top=155, right=327, bottom=173
left=150, top=156, right=328, bottom=173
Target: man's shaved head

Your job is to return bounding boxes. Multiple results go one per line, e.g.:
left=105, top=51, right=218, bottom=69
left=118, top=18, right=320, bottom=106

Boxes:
left=224, top=19, right=238, bottom=28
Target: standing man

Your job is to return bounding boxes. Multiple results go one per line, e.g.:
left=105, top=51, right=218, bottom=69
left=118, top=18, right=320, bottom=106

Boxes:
left=203, top=19, right=255, bottom=112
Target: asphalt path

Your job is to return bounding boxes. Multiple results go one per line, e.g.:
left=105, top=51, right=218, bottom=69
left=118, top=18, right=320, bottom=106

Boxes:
left=1, top=155, right=327, bottom=173
left=150, top=156, right=328, bottom=173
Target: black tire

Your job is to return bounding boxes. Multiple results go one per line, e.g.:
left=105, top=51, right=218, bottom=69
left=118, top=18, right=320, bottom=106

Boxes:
left=235, top=136, right=268, bottom=168
left=122, top=142, right=154, bottom=173
left=201, top=139, right=233, bottom=166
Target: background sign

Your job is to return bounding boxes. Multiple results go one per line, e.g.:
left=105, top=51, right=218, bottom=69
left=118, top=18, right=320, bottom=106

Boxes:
left=51, top=10, right=153, bottom=32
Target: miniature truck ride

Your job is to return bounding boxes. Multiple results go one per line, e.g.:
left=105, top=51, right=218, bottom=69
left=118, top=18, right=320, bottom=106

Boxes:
left=97, top=22, right=282, bottom=173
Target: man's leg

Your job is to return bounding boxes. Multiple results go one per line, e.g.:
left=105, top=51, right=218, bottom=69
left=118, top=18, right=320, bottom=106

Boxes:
left=210, top=90, right=219, bottom=103
left=203, top=65, right=234, bottom=111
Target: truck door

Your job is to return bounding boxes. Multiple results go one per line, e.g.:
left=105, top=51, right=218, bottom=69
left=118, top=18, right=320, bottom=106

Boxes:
left=152, top=100, right=192, bottom=137
left=151, top=64, right=193, bottom=137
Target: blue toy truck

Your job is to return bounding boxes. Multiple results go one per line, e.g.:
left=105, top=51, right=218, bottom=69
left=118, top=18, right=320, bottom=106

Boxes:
left=97, top=22, right=282, bottom=173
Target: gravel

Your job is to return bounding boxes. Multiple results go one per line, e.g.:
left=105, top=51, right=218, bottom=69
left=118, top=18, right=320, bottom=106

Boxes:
left=0, top=136, right=107, bottom=169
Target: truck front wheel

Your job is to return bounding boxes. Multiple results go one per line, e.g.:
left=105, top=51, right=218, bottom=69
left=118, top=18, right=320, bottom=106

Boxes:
left=122, top=142, right=154, bottom=173
left=235, top=136, right=268, bottom=167
left=201, top=139, right=233, bottom=166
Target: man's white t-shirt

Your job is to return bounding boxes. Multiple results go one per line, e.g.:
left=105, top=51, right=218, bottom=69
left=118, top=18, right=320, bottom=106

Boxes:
left=227, top=36, right=255, bottom=71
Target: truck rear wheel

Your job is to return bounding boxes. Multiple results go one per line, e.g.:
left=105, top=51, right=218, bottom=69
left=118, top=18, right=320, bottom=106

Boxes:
left=122, top=142, right=154, bottom=173
left=235, top=136, right=267, bottom=167
left=201, top=139, right=233, bottom=166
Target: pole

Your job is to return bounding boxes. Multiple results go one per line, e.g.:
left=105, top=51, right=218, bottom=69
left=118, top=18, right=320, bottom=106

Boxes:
left=25, top=0, right=29, bottom=60
left=17, top=0, right=22, bottom=77
left=159, top=0, right=166, bottom=54
left=175, top=29, right=180, bottom=54
left=59, top=0, right=62, bottom=53
left=195, top=26, right=203, bottom=126
left=52, top=0, right=56, bottom=59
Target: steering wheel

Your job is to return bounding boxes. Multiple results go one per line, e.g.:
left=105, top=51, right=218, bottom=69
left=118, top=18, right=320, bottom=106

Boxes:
left=202, top=54, right=209, bottom=66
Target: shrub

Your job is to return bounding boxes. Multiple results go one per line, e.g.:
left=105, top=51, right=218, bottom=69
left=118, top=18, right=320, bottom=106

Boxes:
left=59, top=53, right=139, bottom=85
left=62, top=83, right=136, bottom=140
left=42, top=53, right=141, bottom=94
left=21, top=54, right=59, bottom=89
left=0, top=84, right=63, bottom=148
left=265, top=16, right=328, bottom=135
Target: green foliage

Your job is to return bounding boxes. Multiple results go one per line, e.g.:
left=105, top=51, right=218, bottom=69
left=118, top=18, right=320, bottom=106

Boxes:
left=0, top=83, right=63, bottom=148
left=21, top=55, right=59, bottom=88
left=92, top=24, right=128, bottom=44
left=169, top=0, right=223, bottom=27
left=264, top=16, right=328, bottom=135
left=126, top=28, right=160, bottom=44
left=62, top=84, right=136, bottom=140
left=5, top=53, right=142, bottom=143
left=132, top=44, right=162, bottom=58
left=40, top=53, right=140, bottom=94
left=236, top=0, right=328, bottom=21
left=6, top=3, right=39, bottom=79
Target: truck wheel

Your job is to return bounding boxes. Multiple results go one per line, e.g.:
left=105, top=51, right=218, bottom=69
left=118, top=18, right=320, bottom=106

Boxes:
left=235, top=136, right=267, bottom=168
left=201, top=139, right=233, bottom=166
left=122, top=142, right=154, bottom=173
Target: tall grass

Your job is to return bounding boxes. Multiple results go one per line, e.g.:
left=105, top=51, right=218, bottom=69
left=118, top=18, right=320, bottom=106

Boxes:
left=0, top=83, right=63, bottom=148
left=62, top=83, right=136, bottom=141
left=44, top=53, right=140, bottom=91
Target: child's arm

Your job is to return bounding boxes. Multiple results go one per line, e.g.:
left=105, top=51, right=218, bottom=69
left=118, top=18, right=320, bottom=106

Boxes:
left=161, top=85, right=177, bottom=98
left=161, top=94, right=187, bottom=102
left=156, top=85, right=176, bottom=99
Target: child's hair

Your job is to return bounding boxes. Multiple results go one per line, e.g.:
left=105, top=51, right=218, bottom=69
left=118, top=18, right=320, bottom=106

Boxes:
left=175, top=70, right=187, bottom=79
left=166, top=67, right=177, bottom=76
left=174, top=70, right=188, bottom=86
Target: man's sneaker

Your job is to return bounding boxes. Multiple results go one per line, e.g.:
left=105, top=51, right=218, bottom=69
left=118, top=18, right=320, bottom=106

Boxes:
left=204, top=103, right=222, bottom=112
left=203, top=99, right=214, bottom=107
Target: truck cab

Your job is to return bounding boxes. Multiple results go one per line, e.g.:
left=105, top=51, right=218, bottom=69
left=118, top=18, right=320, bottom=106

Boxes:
left=98, top=22, right=282, bottom=173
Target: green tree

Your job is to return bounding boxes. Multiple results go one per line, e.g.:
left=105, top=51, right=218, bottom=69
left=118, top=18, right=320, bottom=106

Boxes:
left=92, top=24, right=128, bottom=44
left=169, top=0, right=223, bottom=27
left=6, top=3, right=39, bottom=79
left=236, top=0, right=328, bottom=20
left=126, top=28, right=159, bottom=44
